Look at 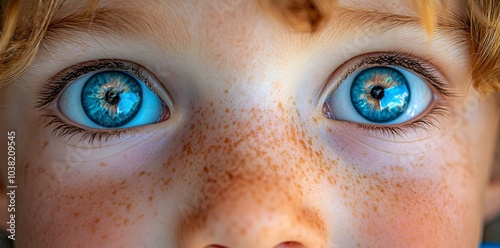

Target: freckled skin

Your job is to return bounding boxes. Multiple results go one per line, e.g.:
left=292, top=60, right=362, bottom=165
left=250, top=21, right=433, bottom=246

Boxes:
left=0, top=0, right=499, bottom=247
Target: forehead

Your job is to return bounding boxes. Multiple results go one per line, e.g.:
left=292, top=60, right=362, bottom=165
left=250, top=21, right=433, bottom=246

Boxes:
left=48, top=0, right=467, bottom=57
left=42, top=0, right=468, bottom=94
left=53, top=0, right=464, bottom=29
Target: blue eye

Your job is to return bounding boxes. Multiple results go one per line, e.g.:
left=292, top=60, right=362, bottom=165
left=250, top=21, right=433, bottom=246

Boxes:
left=58, top=70, right=167, bottom=129
left=325, top=66, right=433, bottom=125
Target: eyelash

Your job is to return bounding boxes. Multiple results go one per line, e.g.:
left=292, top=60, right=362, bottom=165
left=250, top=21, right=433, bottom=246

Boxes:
left=36, top=60, right=156, bottom=145
left=329, top=53, right=454, bottom=138
left=354, top=106, right=450, bottom=138
left=37, top=54, right=453, bottom=144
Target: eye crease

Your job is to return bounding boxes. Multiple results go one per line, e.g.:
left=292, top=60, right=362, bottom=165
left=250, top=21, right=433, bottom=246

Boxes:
left=4, top=0, right=499, bottom=247
left=36, top=60, right=170, bottom=143
left=323, top=53, right=451, bottom=136
left=35, top=53, right=451, bottom=144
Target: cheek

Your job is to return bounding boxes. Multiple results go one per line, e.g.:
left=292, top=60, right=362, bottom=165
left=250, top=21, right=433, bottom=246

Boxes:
left=18, top=141, right=175, bottom=247
left=346, top=138, right=482, bottom=247
left=13, top=80, right=492, bottom=248
left=352, top=174, right=479, bottom=246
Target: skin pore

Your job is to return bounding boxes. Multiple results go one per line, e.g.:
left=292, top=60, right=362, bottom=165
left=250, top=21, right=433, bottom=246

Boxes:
left=0, top=0, right=499, bottom=247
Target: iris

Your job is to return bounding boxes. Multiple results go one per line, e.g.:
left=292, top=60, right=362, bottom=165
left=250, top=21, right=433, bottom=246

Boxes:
left=81, top=71, right=142, bottom=127
left=350, top=67, right=410, bottom=123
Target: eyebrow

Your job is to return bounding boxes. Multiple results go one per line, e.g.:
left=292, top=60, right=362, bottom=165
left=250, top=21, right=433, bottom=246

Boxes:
left=46, top=7, right=158, bottom=39
left=43, top=4, right=469, bottom=47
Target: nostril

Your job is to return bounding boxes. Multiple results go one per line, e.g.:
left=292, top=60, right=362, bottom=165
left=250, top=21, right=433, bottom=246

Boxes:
left=274, top=241, right=304, bottom=248
left=205, top=242, right=304, bottom=248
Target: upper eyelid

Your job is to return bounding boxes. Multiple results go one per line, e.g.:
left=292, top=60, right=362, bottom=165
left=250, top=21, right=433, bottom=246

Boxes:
left=335, top=53, right=456, bottom=99
left=35, top=59, right=157, bottom=109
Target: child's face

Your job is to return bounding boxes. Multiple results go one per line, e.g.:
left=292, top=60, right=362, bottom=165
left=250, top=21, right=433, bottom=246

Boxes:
left=2, top=0, right=499, bottom=247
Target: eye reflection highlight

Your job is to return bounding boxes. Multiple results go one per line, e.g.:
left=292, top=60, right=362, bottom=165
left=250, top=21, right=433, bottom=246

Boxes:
left=324, top=55, right=436, bottom=131
left=54, top=60, right=169, bottom=134
left=350, top=67, right=410, bottom=123
left=82, top=71, right=143, bottom=128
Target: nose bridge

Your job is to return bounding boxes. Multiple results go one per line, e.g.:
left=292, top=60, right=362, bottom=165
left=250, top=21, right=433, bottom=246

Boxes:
left=192, top=99, right=310, bottom=179
left=177, top=101, right=330, bottom=247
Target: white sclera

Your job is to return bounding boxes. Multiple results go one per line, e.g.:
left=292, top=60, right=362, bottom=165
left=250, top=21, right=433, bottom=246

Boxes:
left=58, top=71, right=165, bottom=129
left=327, top=66, right=433, bottom=125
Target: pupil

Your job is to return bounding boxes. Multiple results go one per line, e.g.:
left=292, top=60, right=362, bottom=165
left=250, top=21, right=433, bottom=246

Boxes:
left=370, top=86, right=385, bottom=100
left=105, top=90, right=121, bottom=105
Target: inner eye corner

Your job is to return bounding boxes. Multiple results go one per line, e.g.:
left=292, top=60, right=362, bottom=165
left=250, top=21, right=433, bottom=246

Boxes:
left=323, top=55, right=437, bottom=128
left=54, top=61, right=170, bottom=132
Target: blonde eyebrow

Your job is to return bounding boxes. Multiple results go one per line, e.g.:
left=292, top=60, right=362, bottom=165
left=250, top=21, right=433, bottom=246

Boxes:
left=323, top=8, right=467, bottom=37
left=43, top=3, right=468, bottom=46
left=46, top=7, right=149, bottom=37
left=43, top=4, right=191, bottom=50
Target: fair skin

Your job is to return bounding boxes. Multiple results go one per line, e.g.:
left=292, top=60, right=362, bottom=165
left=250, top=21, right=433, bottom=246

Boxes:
left=0, top=0, right=499, bottom=247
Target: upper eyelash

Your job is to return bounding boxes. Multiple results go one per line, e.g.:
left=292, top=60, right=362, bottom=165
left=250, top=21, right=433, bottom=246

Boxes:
left=328, top=52, right=454, bottom=138
left=338, top=53, right=456, bottom=98
left=35, top=59, right=160, bottom=144
left=35, top=59, right=154, bottom=109
left=38, top=55, right=451, bottom=143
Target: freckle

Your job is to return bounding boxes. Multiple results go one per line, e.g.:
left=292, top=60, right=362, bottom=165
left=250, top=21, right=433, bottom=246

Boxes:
left=139, top=171, right=146, bottom=176
left=99, top=162, right=107, bottom=167
left=126, top=203, right=132, bottom=212
left=41, top=141, right=48, bottom=149
left=74, top=212, right=80, bottom=217
left=163, top=178, right=171, bottom=186
left=112, top=190, right=117, bottom=195
left=94, top=218, right=100, bottom=224
left=124, top=218, right=130, bottom=225
left=149, top=196, right=153, bottom=202
left=171, top=168, right=176, bottom=173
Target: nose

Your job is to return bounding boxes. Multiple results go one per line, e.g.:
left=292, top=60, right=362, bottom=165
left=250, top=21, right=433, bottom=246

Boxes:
left=207, top=242, right=304, bottom=248
left=179, top=174, right=327, bottom=248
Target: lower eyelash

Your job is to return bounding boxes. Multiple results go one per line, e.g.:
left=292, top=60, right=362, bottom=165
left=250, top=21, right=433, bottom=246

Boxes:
left=354, top=105, right=450, bottom=139
left=41, top=111, right=127, bottom=145
left=35, top=60, right=166, bottom=146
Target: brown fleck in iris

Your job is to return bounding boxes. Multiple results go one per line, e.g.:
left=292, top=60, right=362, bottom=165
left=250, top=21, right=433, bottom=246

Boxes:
left=361, top=73, right=395, bottom=111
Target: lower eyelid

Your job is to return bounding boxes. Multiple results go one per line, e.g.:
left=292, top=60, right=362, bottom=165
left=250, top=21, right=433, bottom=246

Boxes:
left=322, top=56, right=451, bottom=138
left=34, top=60, right=172, bottom=146
left=342, top=130, right=436, bottom=156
